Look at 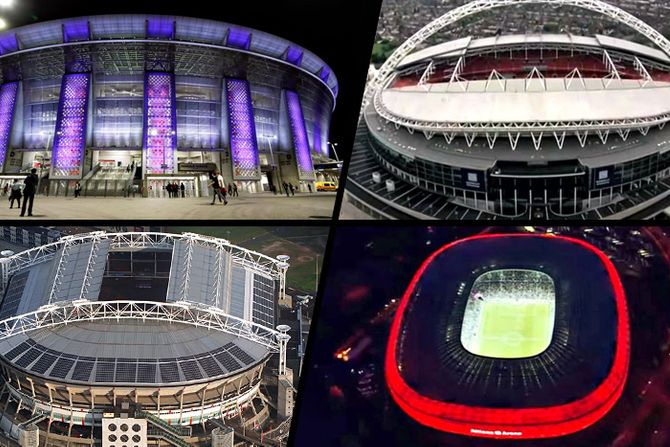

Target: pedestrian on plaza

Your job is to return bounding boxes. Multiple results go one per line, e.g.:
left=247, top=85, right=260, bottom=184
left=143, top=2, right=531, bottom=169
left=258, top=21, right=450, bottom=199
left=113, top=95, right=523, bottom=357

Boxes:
left=282, top=181, right=290, bottom=197
left=8, top=179, right=21, bottom=209
left=232, top=183, right=238, bottom=197
left=74, top=182, right=82, bottom=198
left=209, top=171, right=227, bottom=205
left=180, top=182, right=185, bottom=198
left=2, top=183, right=7, bottom=196
left=308, top=183, right=313, bottom=193
left=20, top=168, right=38, bottom=217
left=289, top=183, right=295, bottom=196
left=227, top=183, right=233, bottom=198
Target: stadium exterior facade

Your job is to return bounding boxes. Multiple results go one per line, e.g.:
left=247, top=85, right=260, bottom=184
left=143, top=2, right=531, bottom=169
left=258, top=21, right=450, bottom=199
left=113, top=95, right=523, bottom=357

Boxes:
left=0, top=15, right=338, bottom=198
left=0, top=231, right=292, bottom=445
left=386, top=233, right=630, bottom=439
left=348, top=0, right=670, bottom=220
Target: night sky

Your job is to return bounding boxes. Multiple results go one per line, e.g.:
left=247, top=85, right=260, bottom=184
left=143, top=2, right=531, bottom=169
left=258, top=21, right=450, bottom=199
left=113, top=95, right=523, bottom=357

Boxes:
left=6, top=0, right=382, bottom=159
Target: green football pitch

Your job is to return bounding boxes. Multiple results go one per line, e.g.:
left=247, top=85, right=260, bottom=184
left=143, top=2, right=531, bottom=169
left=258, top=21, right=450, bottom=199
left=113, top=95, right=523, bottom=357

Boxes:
left=476, top=301, right=554, bottom=359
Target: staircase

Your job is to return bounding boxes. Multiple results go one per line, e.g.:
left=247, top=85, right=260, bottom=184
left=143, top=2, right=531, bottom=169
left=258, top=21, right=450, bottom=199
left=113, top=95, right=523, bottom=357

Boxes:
left=82, top=165, right=134, bottom=197
left=136, top=410, right=191, bottom=447
left=19, top=410, right=48, bottom=428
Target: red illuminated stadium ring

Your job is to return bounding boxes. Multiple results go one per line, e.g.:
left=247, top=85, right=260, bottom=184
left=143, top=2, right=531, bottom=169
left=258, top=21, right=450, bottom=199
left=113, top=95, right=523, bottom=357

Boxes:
left=385, top=233, right=630, bottom=439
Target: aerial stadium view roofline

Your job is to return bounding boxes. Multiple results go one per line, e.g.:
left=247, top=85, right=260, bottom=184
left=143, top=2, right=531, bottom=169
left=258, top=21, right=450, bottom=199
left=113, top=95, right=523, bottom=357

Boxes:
left=0, top=14, right=340, bottom=199
left=385, top=233, right=630, bottom=439
left=346, top=0, right=670, bottom=220
left=0, top=231, right=292, bottom=445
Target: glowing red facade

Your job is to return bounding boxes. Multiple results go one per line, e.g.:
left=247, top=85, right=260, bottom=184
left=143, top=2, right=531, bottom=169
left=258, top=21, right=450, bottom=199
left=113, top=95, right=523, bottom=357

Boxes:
left=385, top=233, right=630, bottom=439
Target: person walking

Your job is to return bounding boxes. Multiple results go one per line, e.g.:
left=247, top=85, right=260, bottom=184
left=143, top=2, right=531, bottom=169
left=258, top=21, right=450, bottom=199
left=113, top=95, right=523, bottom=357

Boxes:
left=180, top=182, right=185, bottom=198
left=282, top=181, right=290, bottom=197
left=209, top=171, right=227, bottom=205
left=20, top=168, right=38, bottom=217
left=307, top=183, right=313, bottom=193
left=289, top=183, right=295, bottom=196
left=232, top=182, right=238, bottom=197
left=218, top=173, right=229, bottom=204
left=227, top=183, right=233, bottom=198
left=8, top=179, right=21, bottom=209
left=2, top=183, right=8, bottom=196
left=74, top=182, right=82, bottom=198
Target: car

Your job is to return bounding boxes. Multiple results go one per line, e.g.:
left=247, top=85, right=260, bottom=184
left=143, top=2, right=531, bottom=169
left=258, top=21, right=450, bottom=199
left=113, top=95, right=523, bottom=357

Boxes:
left=316, top=181, right=338, bottom=192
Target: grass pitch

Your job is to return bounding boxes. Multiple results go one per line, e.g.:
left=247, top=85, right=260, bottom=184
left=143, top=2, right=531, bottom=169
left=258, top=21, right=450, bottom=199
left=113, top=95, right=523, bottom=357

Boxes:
left=475, top=300, right=553, bottom=358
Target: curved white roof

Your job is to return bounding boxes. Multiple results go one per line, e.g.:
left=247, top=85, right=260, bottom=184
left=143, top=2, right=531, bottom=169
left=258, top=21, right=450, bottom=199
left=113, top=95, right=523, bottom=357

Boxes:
left=382, top=80, right=670, bottom=124
left=398, top=33, right=670, bottom=68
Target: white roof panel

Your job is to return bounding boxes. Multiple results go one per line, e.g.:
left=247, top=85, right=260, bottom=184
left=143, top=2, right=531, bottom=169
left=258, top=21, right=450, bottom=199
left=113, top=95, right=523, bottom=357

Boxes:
left=596, top=34, right=670, bottom=64
left=383, top=80, right=670, bottom=123
left=398, top=36, right=471, bottom=68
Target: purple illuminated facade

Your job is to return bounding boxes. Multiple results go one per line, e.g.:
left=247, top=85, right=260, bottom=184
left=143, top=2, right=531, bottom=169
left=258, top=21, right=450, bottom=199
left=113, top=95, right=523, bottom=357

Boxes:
left=144, top=72, right=177, bottom=174
left=0, top=82, right=18, bottom=172
left=51, top=73, right=90, bottom=178
left=226, top=79, right=261, bottom=180
left=63, top=19, right=90, bottom=43
left=287, top=46, right=303, bottom=66
left=147, top=18, right=175, bottom=39
left=0, top=34, right=17, bottom=55
left=285, top=90, right=315, bottom=180
left=227, top=29, right=251, bottom=50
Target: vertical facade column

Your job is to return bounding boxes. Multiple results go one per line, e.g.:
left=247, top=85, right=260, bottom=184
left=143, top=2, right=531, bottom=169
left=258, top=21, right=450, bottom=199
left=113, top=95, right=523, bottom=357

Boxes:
left=50, top=74, right=91, bottom=179
left=225, top=78, right=261, bottom=181
left=143, top=72, right=177, bottom=175
left=284, top=90, right=315, bottom=182
left=0, top=82, right=19, bottom=173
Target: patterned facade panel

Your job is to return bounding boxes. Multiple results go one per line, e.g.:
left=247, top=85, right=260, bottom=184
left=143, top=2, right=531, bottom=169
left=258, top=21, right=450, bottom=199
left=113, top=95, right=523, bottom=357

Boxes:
left=285, top=90, right=315, bottom=180
left=226, top=79, right=261, bottom=180
left=51, top=73, right=90, bottom=179
left=143, top=72, right=177, bottom=174
left=0, top=82, right=18, bottom=172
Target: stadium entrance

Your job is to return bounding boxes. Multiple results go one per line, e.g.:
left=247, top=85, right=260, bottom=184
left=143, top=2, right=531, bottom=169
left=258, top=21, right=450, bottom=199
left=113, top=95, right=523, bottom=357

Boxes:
left=146, top=175, right=201, bottom=198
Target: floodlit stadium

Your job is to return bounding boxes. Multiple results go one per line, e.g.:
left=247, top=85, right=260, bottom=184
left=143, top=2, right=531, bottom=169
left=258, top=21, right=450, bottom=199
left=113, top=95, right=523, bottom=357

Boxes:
left=0, top=14, right=339, bottom=198
left=0, top=231, right=292, bottom=445
left=386, top=234, right=630, bottom=439
left=460, top=269, right=555, bottom=359
left=347, top=0, right=670, bottom=220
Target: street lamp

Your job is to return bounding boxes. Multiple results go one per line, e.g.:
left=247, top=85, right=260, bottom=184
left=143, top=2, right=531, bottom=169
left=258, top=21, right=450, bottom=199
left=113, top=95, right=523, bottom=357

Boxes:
left=326, top=141, right=340, bottom=161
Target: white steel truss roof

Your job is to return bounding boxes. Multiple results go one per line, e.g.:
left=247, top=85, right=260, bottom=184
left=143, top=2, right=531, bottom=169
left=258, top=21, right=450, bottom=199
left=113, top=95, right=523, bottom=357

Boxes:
left=363, top=0, right=670, bottom=141
left=0, top=300, right=282, bottom=352
left=1, top=231, right=287, bottom=281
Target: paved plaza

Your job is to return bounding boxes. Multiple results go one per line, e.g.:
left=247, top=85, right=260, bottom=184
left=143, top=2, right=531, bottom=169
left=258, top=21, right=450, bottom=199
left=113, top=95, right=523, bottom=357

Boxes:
left=0, top=192, right=337, bottom=220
